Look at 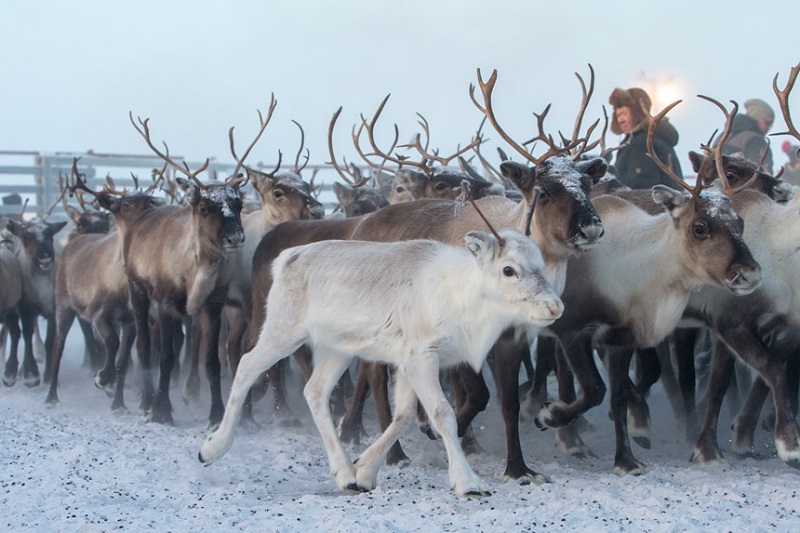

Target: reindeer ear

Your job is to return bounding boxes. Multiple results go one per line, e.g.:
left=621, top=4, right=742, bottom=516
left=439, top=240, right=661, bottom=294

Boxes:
left=176, top=177, right=200, bottom=204
left=332, top=182, right=356, bottom=205
left=250, top=169, right=273, bottom=197
left=65, top=205, right=81, bottom=223
left=465, top=230, right=498, bottom=261
left=652, top=185, right=688, bottom=217
left=500, top=161, right=536, bottom=191
left=5, top=218, right=22, bottom=236
left=688, top=151, right=706, bottom=173
left=575, top=158, right=608, bottom=184
left=48, top=221, right=68, bottom=235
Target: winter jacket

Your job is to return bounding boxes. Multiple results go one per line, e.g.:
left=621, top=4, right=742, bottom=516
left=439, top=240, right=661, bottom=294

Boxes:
left=715, top=114, right=773, bottom=174
left=613, top=119, right=682, bottom=190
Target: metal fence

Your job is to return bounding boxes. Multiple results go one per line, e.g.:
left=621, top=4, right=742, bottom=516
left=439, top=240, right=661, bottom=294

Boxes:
left=0, top=150, right=345, bottom=220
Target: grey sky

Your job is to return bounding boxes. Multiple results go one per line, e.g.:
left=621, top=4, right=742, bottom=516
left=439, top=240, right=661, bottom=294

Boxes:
left=2, top=0, right=799, bottom=174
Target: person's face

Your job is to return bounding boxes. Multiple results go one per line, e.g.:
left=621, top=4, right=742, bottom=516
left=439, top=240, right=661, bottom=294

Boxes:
left=615, top=106, right=633, bottom=134
left=757, top=116, right=774, bottom=135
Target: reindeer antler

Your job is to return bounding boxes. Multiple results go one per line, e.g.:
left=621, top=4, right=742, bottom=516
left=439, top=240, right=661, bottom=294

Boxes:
left=129, top=112, right=211, bottom=190
left=644, top=99, right=700, bottom=196
left=470, top=68, right=594, bottom=167
left=773, top=62, right=800, bottom=143
left=228, top=94, right=282, bottom=189
left=290, top=119, right=310, bottom=174
left=327, top=106, right=371, bottom=188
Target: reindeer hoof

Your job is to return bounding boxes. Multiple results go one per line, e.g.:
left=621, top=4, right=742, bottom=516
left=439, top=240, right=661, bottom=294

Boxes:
left=461, top=489, right=492, bottom=499
left=23, top=375, right=40, bottom=388
left=344, top=483, right=370, bottom=494
left=786, top=458, right=800, bottom=470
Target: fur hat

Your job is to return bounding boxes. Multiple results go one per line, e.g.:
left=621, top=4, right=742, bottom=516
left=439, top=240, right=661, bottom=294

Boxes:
left=609, top=87, right=652, bottom=135
left=744, top=98, right=774, bottom=121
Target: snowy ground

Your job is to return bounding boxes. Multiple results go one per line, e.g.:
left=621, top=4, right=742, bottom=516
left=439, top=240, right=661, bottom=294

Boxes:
left=1, top=331, right=799, bottom=532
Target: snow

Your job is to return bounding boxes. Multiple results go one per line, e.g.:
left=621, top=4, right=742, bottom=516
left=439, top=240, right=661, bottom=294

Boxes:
left=2, top=330, right=799, bottom=532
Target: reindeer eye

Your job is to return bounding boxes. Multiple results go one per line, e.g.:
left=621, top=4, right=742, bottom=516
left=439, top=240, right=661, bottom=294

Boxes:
left=273, top=190, right=284, bottom=199
left=395, top=186, right=406, bottom=193
left=692, top=222, right=708, bottom=238
left=199, top=204, right=209, bottom=216
left=435, top=182, right=448, bottom=191
left=503, top=266, right=516, bottom=277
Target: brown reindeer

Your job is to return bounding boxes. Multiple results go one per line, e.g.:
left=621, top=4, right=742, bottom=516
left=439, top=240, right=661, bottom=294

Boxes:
left=45, top=159, right=165, bottom=408
left=125, top=110, right=258, bottom=428
left=0, top=243, right=22, bottom=378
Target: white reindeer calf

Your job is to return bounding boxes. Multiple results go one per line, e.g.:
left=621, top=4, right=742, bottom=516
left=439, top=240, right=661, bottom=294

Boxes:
left=199, top=228, right=563, bottom=497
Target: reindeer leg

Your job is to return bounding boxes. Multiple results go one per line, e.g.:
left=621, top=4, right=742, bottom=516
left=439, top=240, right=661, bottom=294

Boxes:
left=200, top=322, right=306, bottom=466
left=150, top=311, right=178, bottom=425
left=45, top=306, right=76, bottom=405
left=722, top=327, right=800, bottom=468
left=406, top=347, right=490, bottom=498
left=607, top=346, right=647, bottom=476
left=536, top=329, right=606, bottom=434
left=521, top=336, right=556, bottom=419
left=1, top=315, right=20, bottom=387
left=19, top=310, right=40, bottom=387
left=370, top=363, right=409, bottom=465
left=491, top=334, right=550, bottom=484
left=299, top=352, right=357, bottom=492
left=93, top=310, right=120, bottom=396
left=692, top=340, right=734, bottom=464
left=181, top=317, right=200, bottom=405
left=354, top=373, right=417, bottom=491
left=674, top=327, right=700, bottom=442
left=129, top=282, right=155, bottom=414
left=731, top=376, right=770, bottom=458
left=338, top=360, right=370, bottom=445
left=111, top=319, right=135, bottom=412
left=200, top=303, right=225, bottom=430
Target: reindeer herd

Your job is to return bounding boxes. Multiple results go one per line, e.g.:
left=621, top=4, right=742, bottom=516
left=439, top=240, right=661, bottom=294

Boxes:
left=2, top=62, right=800, bottom=499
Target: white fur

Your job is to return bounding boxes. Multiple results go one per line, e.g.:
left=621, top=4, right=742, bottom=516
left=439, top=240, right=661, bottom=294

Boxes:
left=200, top=229, right=563, bottom=498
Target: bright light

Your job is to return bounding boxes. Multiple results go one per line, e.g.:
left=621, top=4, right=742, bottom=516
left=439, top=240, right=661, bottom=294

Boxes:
left=635, top=72, right=683, bottom=113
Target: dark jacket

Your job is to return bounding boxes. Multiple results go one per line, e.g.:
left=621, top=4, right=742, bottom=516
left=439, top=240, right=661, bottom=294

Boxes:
left=715, top=114, right=773, bottom=174
left=614, top=119, right=682, bottom=190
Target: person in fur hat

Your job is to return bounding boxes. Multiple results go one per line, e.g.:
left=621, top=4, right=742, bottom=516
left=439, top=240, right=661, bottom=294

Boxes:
left=609, top=87, right=682, bottom=190
left=781, top=140, right=800, bottom=186
left=713, top=98, right=774, bottom=173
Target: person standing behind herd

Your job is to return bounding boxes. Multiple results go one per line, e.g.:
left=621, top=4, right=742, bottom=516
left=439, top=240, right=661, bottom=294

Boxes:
left=714, top=97, right=775, bottom=174
left=608, top=87, right=683, bottom=190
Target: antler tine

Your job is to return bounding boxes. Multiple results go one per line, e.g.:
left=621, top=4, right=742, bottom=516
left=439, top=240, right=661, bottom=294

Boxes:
left=569, top=64, right=596, bottom=148
left=471, top=69, right=580, bottom=167
left=773, top=62, right=800, bottom=142
left=129, top=111, right=210, bottom=189
left=698, top=95, right=739, bottom=194
left=644, top=99, right=696, bottom=196
left=415, top=113, right=431, bottom=153
left=359, top=94, right=431, bottom=173
left=146, top=143, right=170, bottom=194
left=458, top=180, right=505, bottom=247
left=290, top=119, right=310, bottom=174
left=42, top=173, right=69, bottom=219
left=328, top=106, right=370, bottom=188
left=228, top=94, right=279, bottom=189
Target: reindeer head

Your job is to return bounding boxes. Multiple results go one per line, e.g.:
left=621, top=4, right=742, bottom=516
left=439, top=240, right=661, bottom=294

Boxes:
left=332, top=182, right=388, bottom=217
left=250, top=169, right=325, bottom=223
left=470, top=66, right=607, bottom=255
left=64, top=205, right=113, bottom=235
left=176, top=178, right=245, bottom=252
left=465, top=228, right=563, bottom=326
left=5, top=218, right=67, bottom=272
left=689, top=151, right=792, bottom=204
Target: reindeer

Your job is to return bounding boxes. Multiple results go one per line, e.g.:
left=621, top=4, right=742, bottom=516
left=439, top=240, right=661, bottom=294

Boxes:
left=684, top=63, right=800, bottom=468
left=45, top=159, right=166, bottom=409
left=200, top=227, right=563, bottom=498
left=534, top=97, right=762, bottom=475
left=255, top=67, right=607, bottom=481
left=251, top=100, right=495, bottom=428
left=0, top=245, right=22, bottom=375
left=124, top=111, right=257, bottom=428
left=3, top=194, right=68, bottom=387
left=188, top=110, right=327, bottom=407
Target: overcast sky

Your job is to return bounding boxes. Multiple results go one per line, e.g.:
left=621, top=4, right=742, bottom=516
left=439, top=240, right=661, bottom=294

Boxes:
left=2, top=0, right=799, bottom=175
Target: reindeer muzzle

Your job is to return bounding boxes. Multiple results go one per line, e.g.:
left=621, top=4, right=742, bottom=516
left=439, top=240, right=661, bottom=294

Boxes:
left=224, top=230, right=245, bottom=251
left=571, top=219, right=605, bottom=251
left=725, top=264, right=763, bottom=296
